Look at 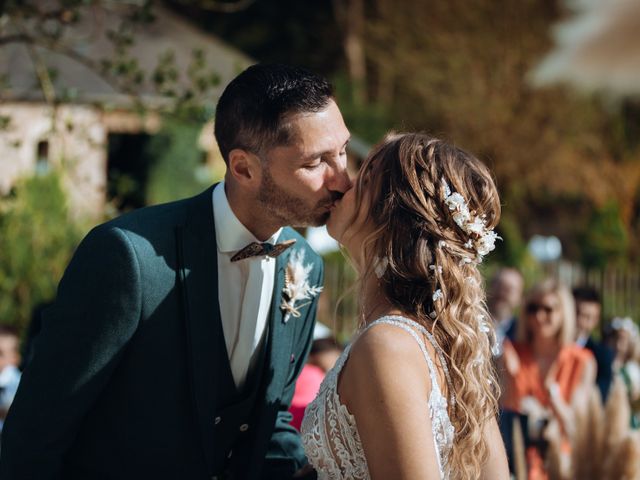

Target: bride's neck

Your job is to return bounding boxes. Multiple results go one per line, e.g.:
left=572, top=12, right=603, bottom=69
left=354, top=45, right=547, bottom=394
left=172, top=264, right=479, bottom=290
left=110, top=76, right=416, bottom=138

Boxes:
left=360, top=273, right=399, bottom=326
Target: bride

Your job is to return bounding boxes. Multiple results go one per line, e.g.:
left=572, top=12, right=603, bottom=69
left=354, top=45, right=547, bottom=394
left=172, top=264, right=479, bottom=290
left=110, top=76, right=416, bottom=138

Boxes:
left=300, top=133, right=509, bottom=479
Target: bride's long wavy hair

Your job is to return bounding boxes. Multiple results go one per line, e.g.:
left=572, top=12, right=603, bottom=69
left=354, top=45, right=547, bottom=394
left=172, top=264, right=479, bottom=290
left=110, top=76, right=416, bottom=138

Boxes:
left=349, top=132, right=501, bottom=479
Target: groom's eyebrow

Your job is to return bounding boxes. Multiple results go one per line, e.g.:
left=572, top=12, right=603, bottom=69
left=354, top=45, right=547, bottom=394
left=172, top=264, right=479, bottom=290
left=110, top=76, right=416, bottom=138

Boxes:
left=301, top=138, right=351, bottom=162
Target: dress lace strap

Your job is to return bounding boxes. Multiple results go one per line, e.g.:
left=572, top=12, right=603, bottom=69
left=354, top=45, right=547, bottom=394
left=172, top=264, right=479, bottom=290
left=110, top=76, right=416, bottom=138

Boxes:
left=364, top=317, right=443, bottom=396
left=365, top=316, right=456, bottom=408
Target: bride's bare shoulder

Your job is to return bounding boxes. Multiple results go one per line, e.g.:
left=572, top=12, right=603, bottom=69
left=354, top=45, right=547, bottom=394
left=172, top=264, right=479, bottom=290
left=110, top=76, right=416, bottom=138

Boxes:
left=339, top=321, right=432, bottom=403
left=352, top=322, right=423, bottom=361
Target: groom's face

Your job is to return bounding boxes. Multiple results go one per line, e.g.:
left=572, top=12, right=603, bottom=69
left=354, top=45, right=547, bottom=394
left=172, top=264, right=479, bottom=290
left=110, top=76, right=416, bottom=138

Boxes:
left=257, top=99, right=352, bottom=227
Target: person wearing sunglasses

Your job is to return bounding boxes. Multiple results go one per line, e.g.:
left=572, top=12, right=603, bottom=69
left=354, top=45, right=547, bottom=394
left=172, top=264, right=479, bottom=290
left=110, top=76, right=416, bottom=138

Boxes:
left=501, top=278, right=595, bottom=480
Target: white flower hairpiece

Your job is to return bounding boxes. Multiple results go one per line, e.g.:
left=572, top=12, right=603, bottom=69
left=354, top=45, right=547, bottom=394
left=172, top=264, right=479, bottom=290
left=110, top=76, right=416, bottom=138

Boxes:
left=611, top=317, right=639, bottom=338
left=374, top=256, right=389, bottom=279
left=442, top=180, right=501, bottom=262
left=427, top=182, right=500, bottom=360
left=281, top=250, right=323, bottom=323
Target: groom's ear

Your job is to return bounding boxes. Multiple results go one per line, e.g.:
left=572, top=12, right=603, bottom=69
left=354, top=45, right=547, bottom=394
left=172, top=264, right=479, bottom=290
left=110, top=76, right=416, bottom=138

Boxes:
left=228, top=148, right=262, bottom=187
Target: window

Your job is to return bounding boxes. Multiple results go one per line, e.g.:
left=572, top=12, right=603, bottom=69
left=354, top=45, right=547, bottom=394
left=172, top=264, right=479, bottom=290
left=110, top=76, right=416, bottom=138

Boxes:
left=35, top=140, right=49, bottom=175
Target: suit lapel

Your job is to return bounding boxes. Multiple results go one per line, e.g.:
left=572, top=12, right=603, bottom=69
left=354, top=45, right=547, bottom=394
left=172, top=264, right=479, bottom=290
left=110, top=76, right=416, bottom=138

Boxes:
left=176, top=185, right=220, bottom=472
left=177, top=195, right=300, bottom=470
left=263, top=232, right=296, bottom=404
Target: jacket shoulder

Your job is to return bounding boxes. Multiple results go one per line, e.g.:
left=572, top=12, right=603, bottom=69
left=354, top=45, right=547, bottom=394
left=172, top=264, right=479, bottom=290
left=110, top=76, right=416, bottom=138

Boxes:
left=281, top=227, right=322, bottom=263
left=103, top=197, right=191, bottom=232
left=99, top=186, right=214, bottom=235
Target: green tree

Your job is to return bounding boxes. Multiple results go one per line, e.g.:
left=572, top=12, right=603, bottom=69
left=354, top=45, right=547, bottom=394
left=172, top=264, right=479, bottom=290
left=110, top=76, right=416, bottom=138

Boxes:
left=0, top=172, right=83, bottom=333
left=145, top=117, right=218, bottom=206
left=581, top=201, right=628, bottom=269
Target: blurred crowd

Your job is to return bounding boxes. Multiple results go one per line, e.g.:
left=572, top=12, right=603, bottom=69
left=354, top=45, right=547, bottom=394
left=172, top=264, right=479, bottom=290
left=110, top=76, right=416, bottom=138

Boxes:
left=290, top=268, right=640, bottom=480
left=488, top=269, right=640, bottom=479
left=2, top=268, right=639, bottom=477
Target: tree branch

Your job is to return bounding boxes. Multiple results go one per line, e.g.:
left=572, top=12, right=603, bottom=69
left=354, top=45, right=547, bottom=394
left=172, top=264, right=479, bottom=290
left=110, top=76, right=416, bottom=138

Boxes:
left=1, top=32, right=139, bottom=102
left=0, top=33, right=32, bottom=45
left=171, top=0, right=256, bottom=13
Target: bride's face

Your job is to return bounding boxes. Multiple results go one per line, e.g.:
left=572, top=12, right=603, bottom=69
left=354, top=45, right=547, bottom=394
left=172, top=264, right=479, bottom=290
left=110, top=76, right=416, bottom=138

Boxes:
left=326, top=173, right=373, bottom=253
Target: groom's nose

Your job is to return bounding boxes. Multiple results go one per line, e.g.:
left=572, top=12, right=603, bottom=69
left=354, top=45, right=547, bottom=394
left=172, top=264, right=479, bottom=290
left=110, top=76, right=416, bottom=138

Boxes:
left=326, top=163, right=352, bottom=194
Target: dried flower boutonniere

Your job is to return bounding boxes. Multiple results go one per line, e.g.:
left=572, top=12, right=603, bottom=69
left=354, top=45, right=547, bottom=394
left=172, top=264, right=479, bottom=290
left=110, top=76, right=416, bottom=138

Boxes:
left=281, top=249, right=323, bottom=323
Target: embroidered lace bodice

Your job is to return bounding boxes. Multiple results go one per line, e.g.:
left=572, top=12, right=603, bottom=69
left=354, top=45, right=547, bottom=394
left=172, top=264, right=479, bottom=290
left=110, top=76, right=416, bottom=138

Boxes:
left=301, top=315, right=455, bottom=479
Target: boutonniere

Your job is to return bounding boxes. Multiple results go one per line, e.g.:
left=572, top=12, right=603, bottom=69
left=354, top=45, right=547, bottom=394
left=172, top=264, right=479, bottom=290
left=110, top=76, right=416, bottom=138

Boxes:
left=281, top=249, right=323, bottom=323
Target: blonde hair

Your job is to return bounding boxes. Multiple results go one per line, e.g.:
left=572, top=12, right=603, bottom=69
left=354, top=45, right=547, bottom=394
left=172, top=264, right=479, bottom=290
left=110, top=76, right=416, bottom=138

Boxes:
left=350, top=133, right=501, bottom=479
left=516, top=278, right=576, bottom=345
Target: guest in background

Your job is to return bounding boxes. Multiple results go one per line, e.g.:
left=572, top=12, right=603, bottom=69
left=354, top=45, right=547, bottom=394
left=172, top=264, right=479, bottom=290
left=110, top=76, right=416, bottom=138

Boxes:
left=488, top=267, right=524, bottom=351
left=501, top=278, right=595, bottom=480
left=289, top=323, right=343, bottom=431
left=489, top=268, right=525, bottom=473
left=0, top=327, right=21, bottom=431
left=573, top=286, right=614, bottom=401
left=305, top=323, right=343, bottom=374
left=606, top=317, right=640, bottom=428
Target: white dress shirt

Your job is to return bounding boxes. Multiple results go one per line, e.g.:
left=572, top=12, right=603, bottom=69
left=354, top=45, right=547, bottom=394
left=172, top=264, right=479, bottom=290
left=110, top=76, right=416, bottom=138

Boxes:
left=212, top=182, right=280, bottom=389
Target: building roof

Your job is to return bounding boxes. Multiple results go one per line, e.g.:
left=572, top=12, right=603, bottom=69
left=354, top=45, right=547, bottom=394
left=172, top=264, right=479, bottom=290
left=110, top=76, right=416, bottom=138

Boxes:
left=0, top=4, right=253, bottom=107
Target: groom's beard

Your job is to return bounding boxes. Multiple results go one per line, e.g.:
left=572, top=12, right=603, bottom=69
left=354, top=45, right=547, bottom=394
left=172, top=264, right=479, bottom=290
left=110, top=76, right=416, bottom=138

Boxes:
left=258, top=167, right=337, bottom=227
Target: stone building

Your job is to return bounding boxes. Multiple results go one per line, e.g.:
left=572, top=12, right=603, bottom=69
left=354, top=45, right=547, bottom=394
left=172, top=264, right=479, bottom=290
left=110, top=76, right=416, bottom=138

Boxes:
left=0, top=5, right=252, bottom=219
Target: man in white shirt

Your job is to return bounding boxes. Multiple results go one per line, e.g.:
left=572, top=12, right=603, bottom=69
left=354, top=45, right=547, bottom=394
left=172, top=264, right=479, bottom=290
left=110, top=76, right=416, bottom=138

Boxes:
left=0, top=326, right=21, bottom=432
left=573, top=286, right=614, bottom=401
left=488, top=267, right=524, bottom=354
left=2, top=64, right=351, bottom=480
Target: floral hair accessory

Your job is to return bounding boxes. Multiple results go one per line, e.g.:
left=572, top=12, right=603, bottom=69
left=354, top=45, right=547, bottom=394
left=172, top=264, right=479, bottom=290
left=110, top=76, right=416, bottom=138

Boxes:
left=429, top=264, right=443, bottom=275
left=442, top=180, right=501, bottom=262
left=373, top=256, right=389, bottom=279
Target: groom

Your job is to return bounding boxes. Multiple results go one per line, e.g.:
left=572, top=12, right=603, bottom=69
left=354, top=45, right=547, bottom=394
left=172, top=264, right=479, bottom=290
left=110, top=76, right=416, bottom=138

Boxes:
left=0, top=64, right=351, bottom=480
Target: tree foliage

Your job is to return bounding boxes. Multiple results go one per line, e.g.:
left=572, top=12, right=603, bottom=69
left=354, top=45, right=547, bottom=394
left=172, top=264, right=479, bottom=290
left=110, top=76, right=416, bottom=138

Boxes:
left=197, top=0, right=640, bottom=266
left=145, top=117, right=218, bottom=206
left=358, top=0, right=640, bottom=264
left=0, top=172, right=84, bottom=333
left=0, top=0, right=223, bottom=113
left=581, top=201, right=629, bottom=269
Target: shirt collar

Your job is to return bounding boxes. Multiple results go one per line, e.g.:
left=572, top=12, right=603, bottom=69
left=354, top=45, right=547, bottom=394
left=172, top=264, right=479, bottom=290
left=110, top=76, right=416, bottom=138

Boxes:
left=212, top=182, right=281, bottom=254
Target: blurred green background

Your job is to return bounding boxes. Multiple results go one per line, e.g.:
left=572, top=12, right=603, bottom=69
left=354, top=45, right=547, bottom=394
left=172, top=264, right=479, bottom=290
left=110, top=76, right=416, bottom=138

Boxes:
left=1, top=0, right=639, bottom=338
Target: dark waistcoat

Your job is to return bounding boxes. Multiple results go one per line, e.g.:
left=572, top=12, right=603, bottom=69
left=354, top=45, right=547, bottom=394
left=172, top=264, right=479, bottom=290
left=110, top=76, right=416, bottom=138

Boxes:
left=212, top=325, right=270, bottom=478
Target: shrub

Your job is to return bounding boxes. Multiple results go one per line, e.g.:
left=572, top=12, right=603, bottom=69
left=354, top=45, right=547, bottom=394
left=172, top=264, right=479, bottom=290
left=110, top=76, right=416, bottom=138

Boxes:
left=0, top=171, right=83, bottom=335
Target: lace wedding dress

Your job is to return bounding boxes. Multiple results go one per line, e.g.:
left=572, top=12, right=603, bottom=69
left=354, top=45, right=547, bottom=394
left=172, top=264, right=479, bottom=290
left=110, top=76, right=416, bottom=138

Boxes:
left=301, top=315, right=455, bottom=479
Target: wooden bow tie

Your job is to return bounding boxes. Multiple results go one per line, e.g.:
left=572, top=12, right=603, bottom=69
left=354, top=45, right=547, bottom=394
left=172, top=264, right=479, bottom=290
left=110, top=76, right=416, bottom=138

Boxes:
left=230, top=238, right=296, bottom=262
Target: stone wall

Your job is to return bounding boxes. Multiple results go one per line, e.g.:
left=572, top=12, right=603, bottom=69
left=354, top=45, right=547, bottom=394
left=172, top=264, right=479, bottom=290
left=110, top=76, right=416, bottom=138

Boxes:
left=0, top=102, right=107, bottom=220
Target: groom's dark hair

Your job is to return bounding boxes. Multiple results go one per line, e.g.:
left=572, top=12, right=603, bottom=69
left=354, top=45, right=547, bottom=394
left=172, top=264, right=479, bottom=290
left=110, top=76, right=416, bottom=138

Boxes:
left=572, top=286, right=601, bottom=305
left=214, top=64, right=334, bottom=164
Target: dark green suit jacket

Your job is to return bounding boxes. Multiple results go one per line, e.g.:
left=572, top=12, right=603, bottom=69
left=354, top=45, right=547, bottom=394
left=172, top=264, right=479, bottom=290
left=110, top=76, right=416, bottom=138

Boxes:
left=0, top=186, right=322, bottom=480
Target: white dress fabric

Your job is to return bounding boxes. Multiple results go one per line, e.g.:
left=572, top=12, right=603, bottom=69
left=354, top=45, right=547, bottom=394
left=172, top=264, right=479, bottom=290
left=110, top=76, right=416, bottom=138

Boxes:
left=301, top=315, right=455, bottom=479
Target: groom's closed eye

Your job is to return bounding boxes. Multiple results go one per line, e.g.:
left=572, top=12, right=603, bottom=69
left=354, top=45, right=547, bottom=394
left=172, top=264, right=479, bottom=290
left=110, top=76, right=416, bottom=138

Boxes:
left=303, top=160, right=323, bottom=170
left=302, top=139, right=350, bottom=165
